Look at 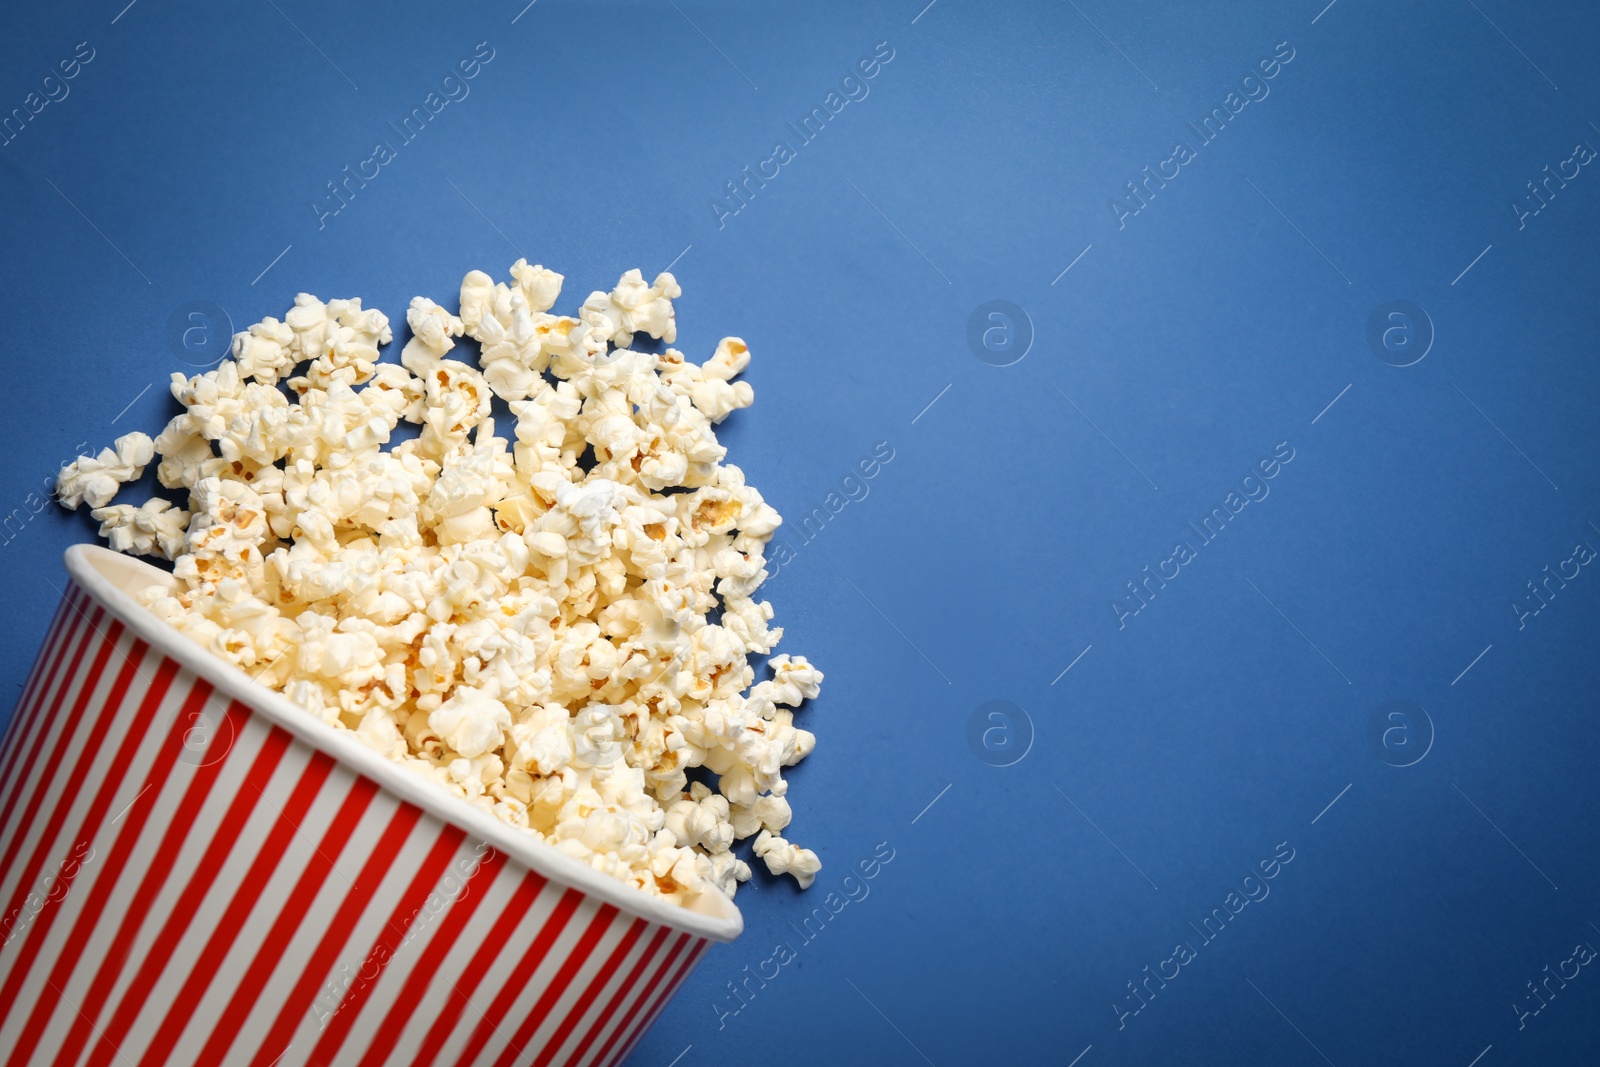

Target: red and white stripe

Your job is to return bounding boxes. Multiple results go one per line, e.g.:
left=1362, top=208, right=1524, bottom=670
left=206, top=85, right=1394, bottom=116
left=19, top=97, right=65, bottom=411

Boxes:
left=0, top=574, right=722, bottom=1066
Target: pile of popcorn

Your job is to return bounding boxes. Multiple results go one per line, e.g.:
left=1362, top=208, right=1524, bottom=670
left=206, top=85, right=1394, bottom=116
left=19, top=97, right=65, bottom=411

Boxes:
left=55, top=262, right=823, bottom=902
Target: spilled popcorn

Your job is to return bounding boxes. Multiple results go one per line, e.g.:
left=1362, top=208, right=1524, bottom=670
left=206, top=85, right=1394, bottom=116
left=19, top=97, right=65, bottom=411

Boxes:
left=56, top=262, right=822, bottom=902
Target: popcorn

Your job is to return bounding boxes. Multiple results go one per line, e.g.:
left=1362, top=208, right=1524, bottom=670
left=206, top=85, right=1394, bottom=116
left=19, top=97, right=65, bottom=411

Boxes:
left=151, top=418, right=215, bottom=490
left=578, top=269, right=682, bottom=348
left=60, top=263, right=821, bottom=906
left=761, top=654, right=824, bottom=706
left=511, top=259, right=563, bottom=312
left=401, top=296, right=464, bottom=375
left=704, top=849, right=753, bottom=898
left=231, top=316, right=296, bottom=386
left=752, top=831, right=822, bottom=890
left=657, top=338, right=755, bottom=425
left=430, top=685, right=513, bottom=760
left=418, top=359, right=493, bottom=459
left=291, top=296, right=391, bottom=391
left=90, top=498, right=189, bottom=559
left=54, top=431, right=155, bottom=509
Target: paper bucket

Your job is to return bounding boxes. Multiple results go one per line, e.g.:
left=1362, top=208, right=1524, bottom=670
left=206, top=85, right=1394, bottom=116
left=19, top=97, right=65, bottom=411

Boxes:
left=0, top=544, right=738, bottom=1066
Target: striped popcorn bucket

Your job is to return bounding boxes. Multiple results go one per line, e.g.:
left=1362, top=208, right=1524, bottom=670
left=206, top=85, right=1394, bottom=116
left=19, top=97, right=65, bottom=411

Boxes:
left=0, top=545, right=740, bottom=1066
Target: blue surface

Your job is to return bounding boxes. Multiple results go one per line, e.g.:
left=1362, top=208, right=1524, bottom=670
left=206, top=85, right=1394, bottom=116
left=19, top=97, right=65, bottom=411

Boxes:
left=4, top=1, right=1600, bottom=1064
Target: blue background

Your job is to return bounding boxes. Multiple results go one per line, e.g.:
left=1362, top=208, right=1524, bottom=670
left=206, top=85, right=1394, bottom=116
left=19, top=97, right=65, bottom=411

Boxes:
left=3, top=1, right=1599, bottom=1064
